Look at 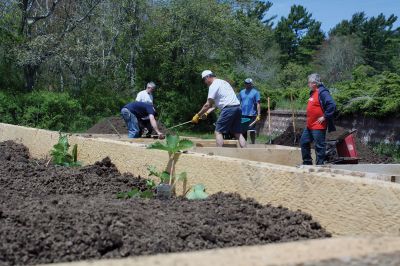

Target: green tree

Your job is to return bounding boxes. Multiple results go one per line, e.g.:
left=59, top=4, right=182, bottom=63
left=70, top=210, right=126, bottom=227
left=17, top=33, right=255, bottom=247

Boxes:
left=231, top=0, right=276, bottom=26
left=274, top=5, right=324, bottom=65
left=12, top=0, right=102, bottom=91
left=330, top=12, right=398, bottom=71
left=136, top=0, right=274, bottom=126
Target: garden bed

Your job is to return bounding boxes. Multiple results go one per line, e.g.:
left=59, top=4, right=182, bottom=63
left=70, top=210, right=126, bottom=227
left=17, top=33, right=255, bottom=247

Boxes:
left=0, top=141, right=330, bottom=266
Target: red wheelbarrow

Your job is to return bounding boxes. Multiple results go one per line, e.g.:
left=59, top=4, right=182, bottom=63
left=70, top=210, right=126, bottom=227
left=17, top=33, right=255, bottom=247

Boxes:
left=325, top=129, right=359, bottom=164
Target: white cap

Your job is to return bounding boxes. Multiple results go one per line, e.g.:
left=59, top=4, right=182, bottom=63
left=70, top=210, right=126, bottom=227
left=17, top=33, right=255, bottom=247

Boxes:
left=201, top=70, right=213, bottom=79
left=244, top=78, right=253, bottom=84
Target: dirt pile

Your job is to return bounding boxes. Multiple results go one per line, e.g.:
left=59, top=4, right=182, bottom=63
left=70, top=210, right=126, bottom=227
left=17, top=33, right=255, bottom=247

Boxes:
left=0, top=141, right=330, bottom=266
left=272, top=122, right=393, bottom=164
left=86, top=116, right=168, bottom=135
left=86, top=116, right=127, bottom=134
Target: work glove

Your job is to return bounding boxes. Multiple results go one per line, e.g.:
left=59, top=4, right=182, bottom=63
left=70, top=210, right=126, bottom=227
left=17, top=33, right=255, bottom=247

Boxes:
left=191, top=113, right=200, bottom=124
left=256, top=115, right=261, bottom=121
left=200, top=112, right=208, bottom=120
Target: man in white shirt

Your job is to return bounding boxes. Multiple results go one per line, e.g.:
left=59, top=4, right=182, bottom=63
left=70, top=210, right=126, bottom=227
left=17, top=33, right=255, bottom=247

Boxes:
left=136, top=82, right=156, bottom=104
left=192, top=70, right=246, bottom=148
left=135, top=82, right=156, bottom=136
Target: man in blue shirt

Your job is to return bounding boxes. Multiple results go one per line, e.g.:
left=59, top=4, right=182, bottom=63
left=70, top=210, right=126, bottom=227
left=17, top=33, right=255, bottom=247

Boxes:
left=238, top=78, right=261, bottom=141
left=121, top=102, right=164, bottom=139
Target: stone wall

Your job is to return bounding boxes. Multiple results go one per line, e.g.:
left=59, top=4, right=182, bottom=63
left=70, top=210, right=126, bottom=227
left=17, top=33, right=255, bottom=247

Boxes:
left=257, top=110, right=400, bottom=144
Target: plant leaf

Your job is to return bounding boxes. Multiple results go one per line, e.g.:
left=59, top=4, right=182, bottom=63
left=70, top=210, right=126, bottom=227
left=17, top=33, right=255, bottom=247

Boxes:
left=147, top=165, right=160, bottom=177
left=146, top=179, right=156, bottom=189
left=166, top=134, right=179, bottom=152
left=140, top=189, right=154, bottom=198
left=186, top=184, right=208, bottom=200
left=72, top=144, right=78, bottom=163
left=127, top=188, right=140, bottom=198
left=160, top=171, right=171, bottom=183
left=176, top=172, right=187, bottom=181
left=177, top=139, right=194, bottom=151
left=58, top=133, right=70, bottom=150
left=147, top=141, right=170, bottom=152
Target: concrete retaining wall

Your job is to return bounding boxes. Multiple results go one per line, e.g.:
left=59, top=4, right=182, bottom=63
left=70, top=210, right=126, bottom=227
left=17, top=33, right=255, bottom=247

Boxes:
left=1, top=123, right=400, bottom=237
left=258, top=110, right=400, bottom=144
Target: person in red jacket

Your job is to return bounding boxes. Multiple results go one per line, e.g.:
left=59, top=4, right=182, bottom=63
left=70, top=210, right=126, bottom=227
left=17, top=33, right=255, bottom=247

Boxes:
left=300, top=73, right=336, bottom=165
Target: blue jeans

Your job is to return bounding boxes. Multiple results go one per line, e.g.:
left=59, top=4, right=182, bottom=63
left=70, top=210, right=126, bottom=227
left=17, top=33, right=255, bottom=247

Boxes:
left=121, top=108, right=139, bottom=138
left=300, top=128, right=326, bottom=165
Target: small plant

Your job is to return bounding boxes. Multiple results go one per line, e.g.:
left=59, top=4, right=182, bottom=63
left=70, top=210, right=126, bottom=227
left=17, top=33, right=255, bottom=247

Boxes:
left=116, top=188, right=154, bottom=199
left=50, top=133, right=81, bottom=167
left=116, top=176, right=156, bottom=199
left=147, top=165, right=188, bottom=195
left=147, top=134, right=208, bottom=200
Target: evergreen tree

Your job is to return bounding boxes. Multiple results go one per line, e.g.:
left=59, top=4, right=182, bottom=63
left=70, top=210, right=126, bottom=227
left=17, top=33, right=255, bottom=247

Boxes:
left=330, top=12, right=398, bottom=71
left=274, top=5, right=324, bottom=65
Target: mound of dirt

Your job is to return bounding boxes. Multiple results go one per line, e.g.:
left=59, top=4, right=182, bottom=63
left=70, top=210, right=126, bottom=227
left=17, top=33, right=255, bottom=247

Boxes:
left=272, top=122, right=393, bottom=164
left=86, top=117, right=127, bottom=134
left=0, top=141, right=330, bottom=266
left=86, top=116, right=168, bottom=135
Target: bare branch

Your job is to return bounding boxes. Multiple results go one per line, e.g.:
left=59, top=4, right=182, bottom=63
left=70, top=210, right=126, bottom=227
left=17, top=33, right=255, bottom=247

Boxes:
left=26, top=0, right=59, bottom=25
left=63, top=0, right=102, bottom=34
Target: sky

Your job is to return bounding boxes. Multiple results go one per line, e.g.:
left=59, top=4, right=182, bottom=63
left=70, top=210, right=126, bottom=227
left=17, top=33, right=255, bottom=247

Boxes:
left=268, top=0, right=400, bottom=33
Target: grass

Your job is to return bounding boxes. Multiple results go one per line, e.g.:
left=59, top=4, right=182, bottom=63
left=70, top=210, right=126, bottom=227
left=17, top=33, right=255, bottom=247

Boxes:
left=255, top=133, right=279, bottom=144
left=275, top=98, right=307, bottom=111
left=174, top=130, right=215, bottom=139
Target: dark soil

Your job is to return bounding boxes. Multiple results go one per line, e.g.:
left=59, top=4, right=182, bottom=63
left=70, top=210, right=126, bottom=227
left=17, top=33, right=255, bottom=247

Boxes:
left=86, top=116, right=127, bottom=135
left=86, top=116, right=168, bottom=135
left=272, top=122, right=393, bottom=164
left=0, top=141, right=330, bottom=266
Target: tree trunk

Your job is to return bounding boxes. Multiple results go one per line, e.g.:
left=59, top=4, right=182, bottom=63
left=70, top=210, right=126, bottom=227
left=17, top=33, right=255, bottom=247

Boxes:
left=23, top=65, right=37, bottom=91
left=129, top=48, right=136, bottom=88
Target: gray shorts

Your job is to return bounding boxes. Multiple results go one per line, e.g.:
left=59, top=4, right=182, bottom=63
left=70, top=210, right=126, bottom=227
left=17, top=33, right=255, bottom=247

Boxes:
left=215, top=106, right=242, bottom=134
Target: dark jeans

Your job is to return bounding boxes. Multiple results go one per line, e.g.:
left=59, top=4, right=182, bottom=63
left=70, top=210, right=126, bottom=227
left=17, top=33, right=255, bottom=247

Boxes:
left=300, top=128, right=326, bottom=165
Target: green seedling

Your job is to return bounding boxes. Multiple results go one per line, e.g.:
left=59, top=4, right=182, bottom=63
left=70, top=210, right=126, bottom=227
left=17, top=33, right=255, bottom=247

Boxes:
left=147, top=165, right=171, bottom=183
left=118, top=134, right=208, bottom=200
left=186, top=184, right=208, bottom=200
left=117, top=175, right=157, bottom=199
left=146, top=179, right=156, bottom=190
left=50, top=133, right=81, bottom=167
left=147, top=134, right=193, bottom=193
left=116, top=188, right=154, bottom=199
left=147, top=134, right=207, bottom=199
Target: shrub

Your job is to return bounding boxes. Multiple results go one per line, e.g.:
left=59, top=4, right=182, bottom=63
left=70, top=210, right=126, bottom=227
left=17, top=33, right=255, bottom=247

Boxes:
left=334, top=72, right=400, bottom=117
left=19, top=91, right=90, bottom=131
left=0, top=91, right=21, bottom=124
